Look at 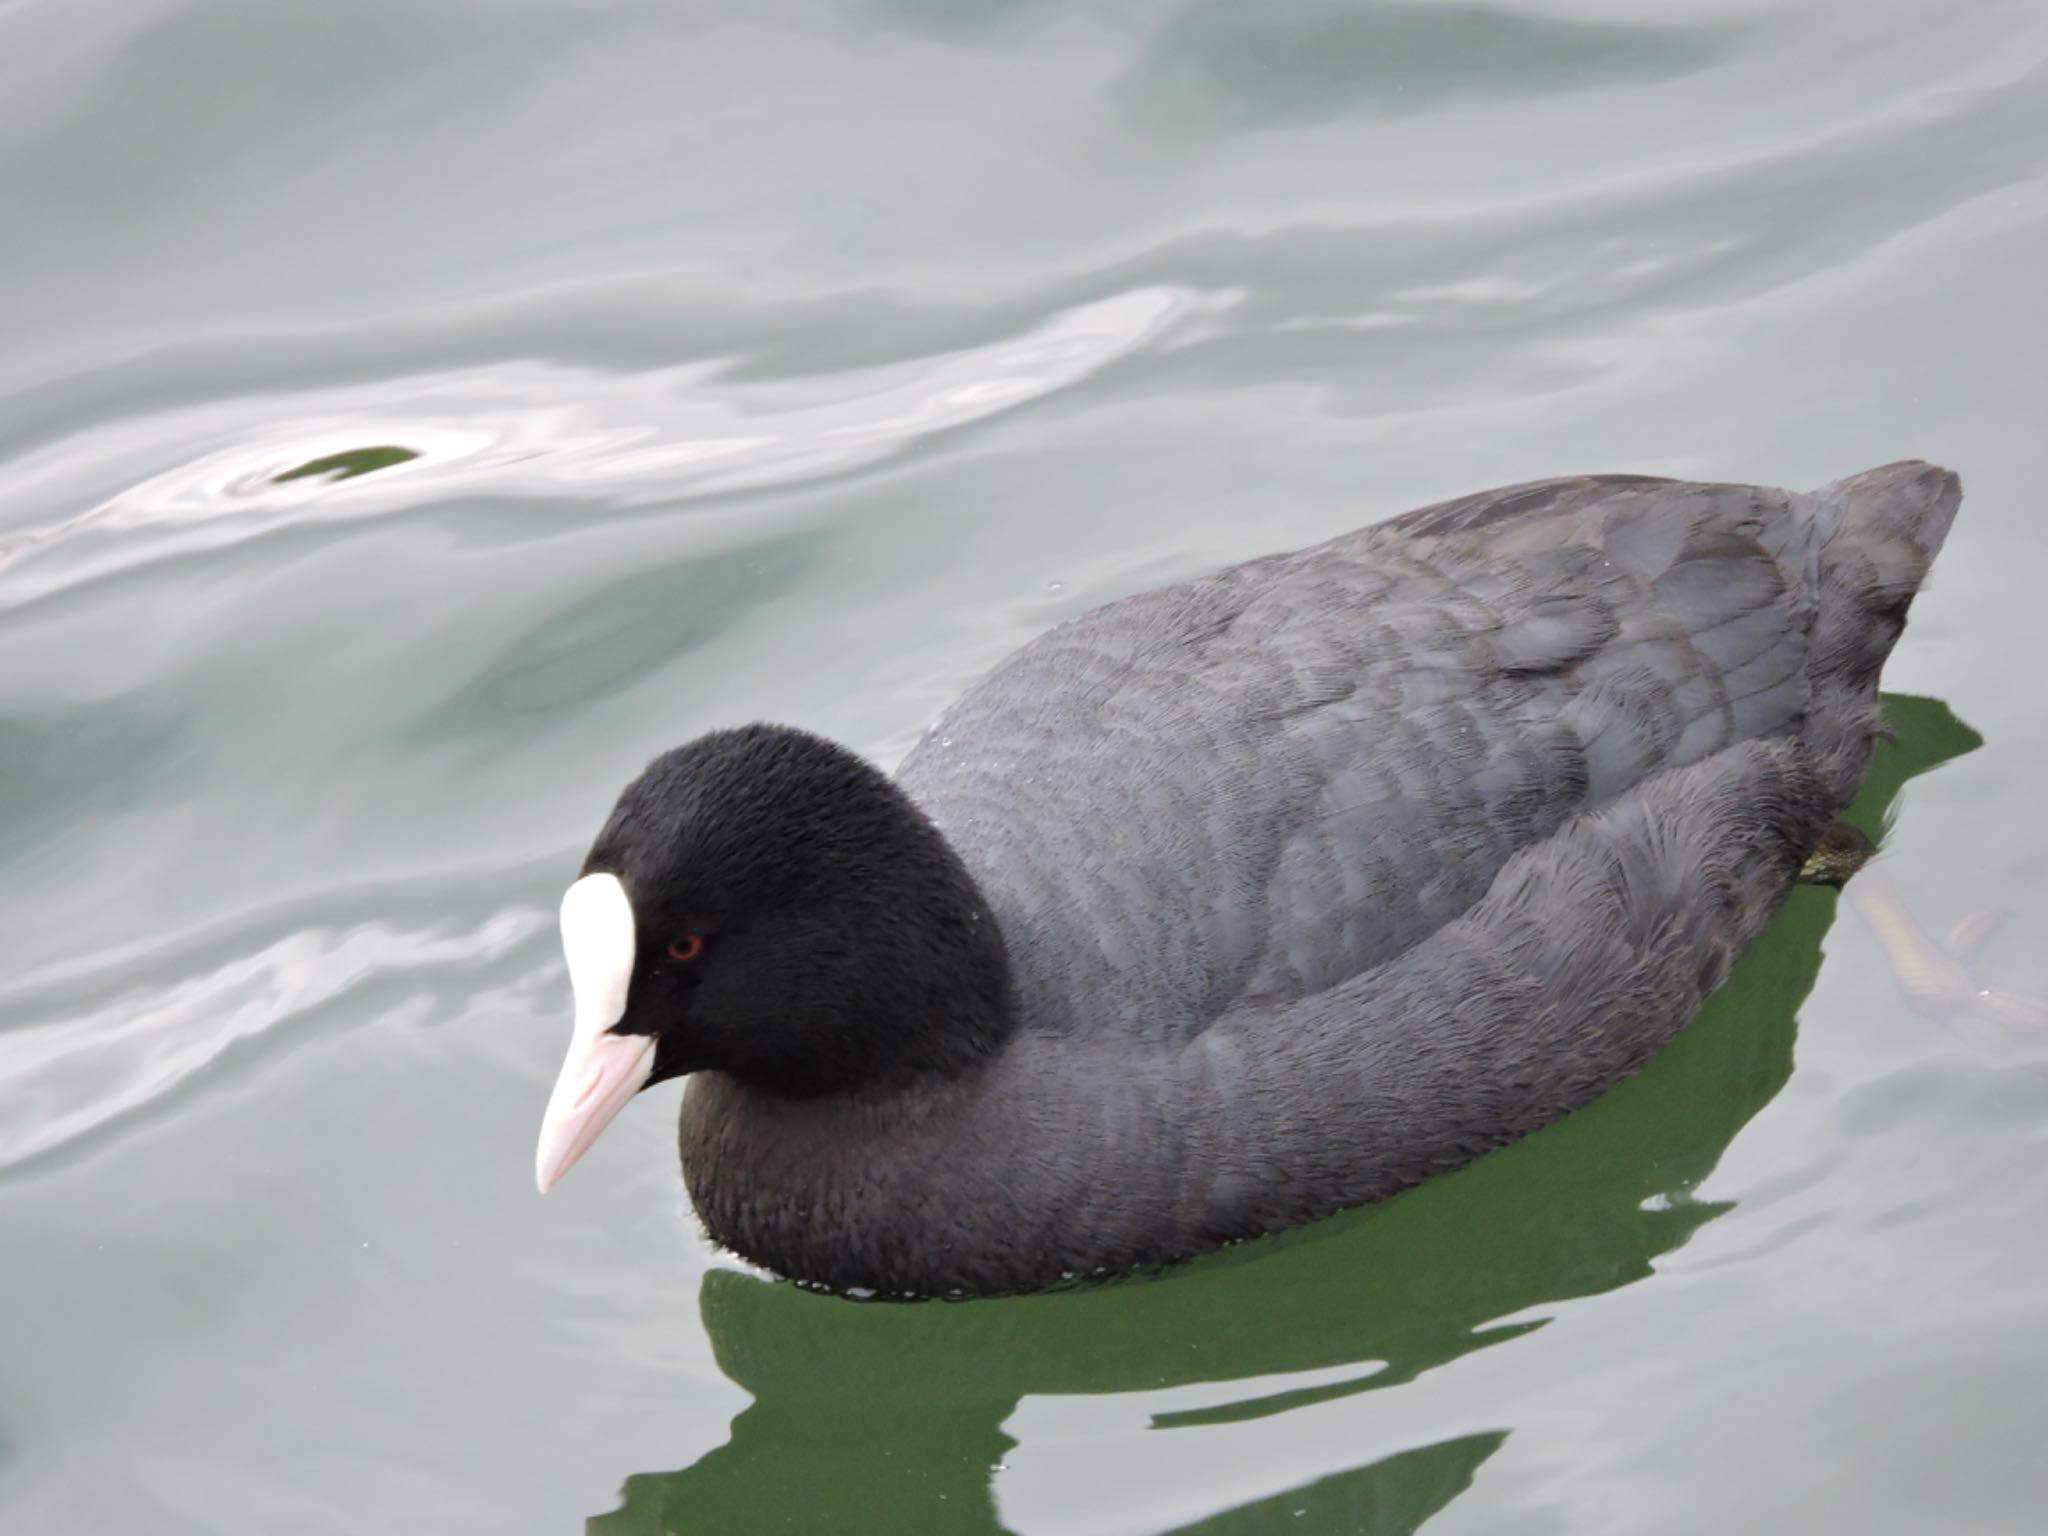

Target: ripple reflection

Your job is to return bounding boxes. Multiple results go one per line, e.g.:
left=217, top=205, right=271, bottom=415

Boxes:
left=0, top=287, right=1207, bottom=606
left=0, top=904, right=549, bottom=1174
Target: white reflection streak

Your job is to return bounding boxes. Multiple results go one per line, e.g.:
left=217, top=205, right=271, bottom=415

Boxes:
left=0, top=287, right=1204, bottom=594
left=0, top=907, right=548, bottom=1171
left=998, top=1362, right=1400, bottom=1536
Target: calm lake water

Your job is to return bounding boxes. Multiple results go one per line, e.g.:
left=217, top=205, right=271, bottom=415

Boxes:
left=4, top=2, right=2046, bottom=1532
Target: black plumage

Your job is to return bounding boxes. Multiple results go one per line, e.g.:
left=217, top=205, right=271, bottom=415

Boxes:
left=572, top=461, right=1961, bottom=1296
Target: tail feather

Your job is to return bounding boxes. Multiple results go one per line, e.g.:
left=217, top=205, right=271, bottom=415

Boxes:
left=1821, top=460, right=1963, bottom=607
left=1804, top=460, right=1962, bottom=800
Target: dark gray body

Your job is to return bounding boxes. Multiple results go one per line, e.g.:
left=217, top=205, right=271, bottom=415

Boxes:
left=681, top=463, right=1961, bottom=1295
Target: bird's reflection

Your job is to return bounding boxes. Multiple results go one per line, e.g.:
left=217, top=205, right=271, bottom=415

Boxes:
left=590, top=695, right=1981, bottom=1536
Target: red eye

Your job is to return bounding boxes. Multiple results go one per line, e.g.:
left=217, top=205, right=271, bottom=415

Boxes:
left=666, top=933, right=705, bottom=964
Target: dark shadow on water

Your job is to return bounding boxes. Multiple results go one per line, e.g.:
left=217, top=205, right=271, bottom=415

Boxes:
left=590, top=695, right=1980, bottom=1536
left=424, top=529, right=822, bottom=742
left=271, top=445, right=420, bottom=483
left=1120, top=0, right=1738, bottom=133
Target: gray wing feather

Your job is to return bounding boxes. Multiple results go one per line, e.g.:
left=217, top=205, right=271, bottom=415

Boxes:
left=897, top=465, right=1956, bottom=1052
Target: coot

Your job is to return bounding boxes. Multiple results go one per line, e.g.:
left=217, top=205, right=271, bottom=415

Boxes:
left=536, top=462, right=1960, bottom=1297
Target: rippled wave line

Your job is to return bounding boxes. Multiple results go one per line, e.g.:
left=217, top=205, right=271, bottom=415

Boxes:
left=0, top=906, right=549, bottom=1174
left=0, top=286, right=1212, bottom=607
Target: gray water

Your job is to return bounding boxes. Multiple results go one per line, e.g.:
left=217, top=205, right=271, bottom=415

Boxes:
left=4, top=2, right=2047, bottom=1532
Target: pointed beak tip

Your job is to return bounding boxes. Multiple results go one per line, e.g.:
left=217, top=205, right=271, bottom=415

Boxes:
left=533, top=1028, right=656, bottom=1203
left=535, top=1128, right=589, bottom=1195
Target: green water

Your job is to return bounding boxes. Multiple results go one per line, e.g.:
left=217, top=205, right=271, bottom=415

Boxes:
left=3, top=3, right=2045, bottom=1533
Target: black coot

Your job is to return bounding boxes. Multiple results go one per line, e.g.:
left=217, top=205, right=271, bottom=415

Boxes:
left=535, top=462, right=1961, bottom=1297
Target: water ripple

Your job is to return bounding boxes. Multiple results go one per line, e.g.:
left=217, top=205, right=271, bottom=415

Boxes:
left=0, top=905, right=550, bottom=1175
left=0, top=286, right=1211, bottom=607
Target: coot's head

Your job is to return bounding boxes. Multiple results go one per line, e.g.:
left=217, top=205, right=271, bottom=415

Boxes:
left=535, top=724, right=1013, bottom=1191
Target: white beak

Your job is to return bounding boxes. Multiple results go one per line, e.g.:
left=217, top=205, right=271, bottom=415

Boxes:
left=535, top=873, right=655, bottom=1192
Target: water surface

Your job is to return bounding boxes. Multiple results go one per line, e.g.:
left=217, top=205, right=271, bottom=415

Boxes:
left=3, top=2, right=2046, bottom=1532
